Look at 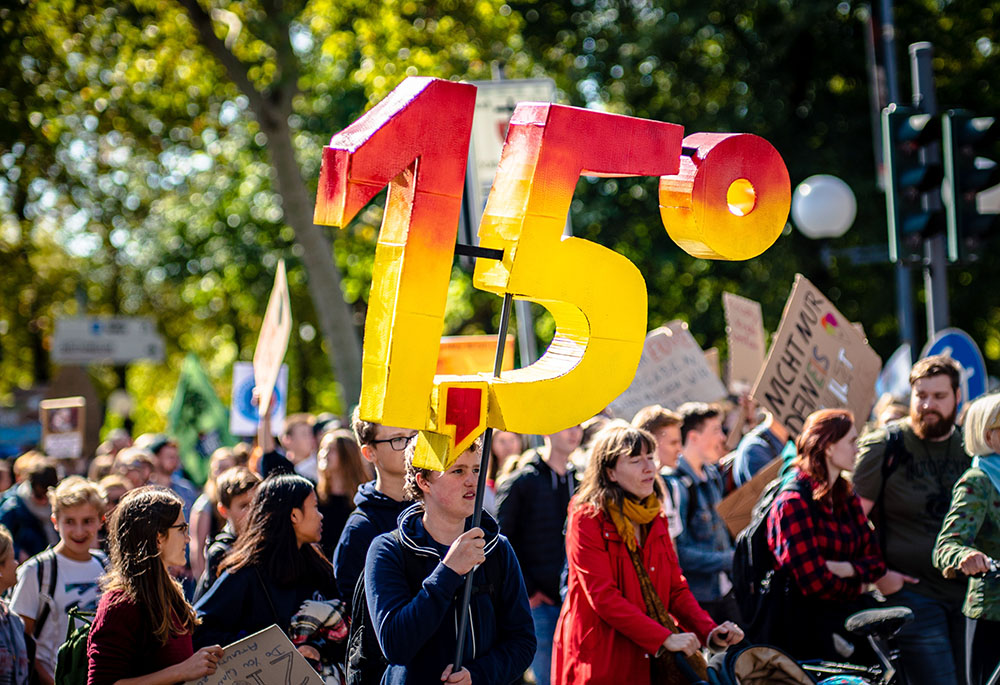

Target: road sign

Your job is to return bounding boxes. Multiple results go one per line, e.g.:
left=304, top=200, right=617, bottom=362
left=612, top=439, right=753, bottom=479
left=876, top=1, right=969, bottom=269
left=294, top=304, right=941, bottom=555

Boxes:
left=229, top=362, right=287, bottom=437
left=52, top=317, right=165, bottom=364
left=921, top=327, right=987, bottom=410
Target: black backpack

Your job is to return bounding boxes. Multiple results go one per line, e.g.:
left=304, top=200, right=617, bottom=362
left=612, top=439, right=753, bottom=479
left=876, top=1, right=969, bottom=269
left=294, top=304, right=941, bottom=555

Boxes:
left=869, top=424, right=908, bottom=553
left=731, top=475, right=814, bottom=640
left=344, top=530, right=503, bottom=685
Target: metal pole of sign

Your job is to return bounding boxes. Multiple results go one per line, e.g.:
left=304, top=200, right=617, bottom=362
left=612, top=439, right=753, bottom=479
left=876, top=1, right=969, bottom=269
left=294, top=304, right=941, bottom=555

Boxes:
left=879, top=0, right=918, bottom=355
left=452, top=292, right=513, bottom=671
left=909, top=41, right=950, bottom=338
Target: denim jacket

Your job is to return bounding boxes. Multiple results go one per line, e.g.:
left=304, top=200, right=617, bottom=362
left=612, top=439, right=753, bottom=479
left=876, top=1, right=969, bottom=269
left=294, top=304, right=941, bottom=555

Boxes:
left=664, top=457, right=734, bottom=602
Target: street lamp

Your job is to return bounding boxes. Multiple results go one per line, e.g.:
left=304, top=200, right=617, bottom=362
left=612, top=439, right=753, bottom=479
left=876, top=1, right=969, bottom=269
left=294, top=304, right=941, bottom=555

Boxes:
left=791, top=174, right=858, bottom=239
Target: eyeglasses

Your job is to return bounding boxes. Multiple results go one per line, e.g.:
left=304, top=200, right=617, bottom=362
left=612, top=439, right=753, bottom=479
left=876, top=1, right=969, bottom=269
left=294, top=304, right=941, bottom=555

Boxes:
left=370, top=434, right=416, bottom=452
left=169, top=522, right=190, bottom=535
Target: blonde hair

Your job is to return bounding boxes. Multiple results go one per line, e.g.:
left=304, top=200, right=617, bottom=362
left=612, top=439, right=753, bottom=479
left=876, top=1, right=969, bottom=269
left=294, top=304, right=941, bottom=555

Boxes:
left=48, top=476, right=106, bottom=517
left=403, top=436, right=484, bottom=501
left=962, top=393, right=1000, bottom=457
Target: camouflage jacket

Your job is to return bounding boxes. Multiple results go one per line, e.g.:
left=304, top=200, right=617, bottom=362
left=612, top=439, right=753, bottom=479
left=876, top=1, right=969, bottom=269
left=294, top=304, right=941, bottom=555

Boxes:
left=933, top=467, right=1000, bottom=621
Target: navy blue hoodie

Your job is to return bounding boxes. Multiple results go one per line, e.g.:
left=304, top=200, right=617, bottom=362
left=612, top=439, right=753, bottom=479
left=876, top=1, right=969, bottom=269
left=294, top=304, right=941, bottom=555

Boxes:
left=333, top=481, right=410, bottom=605
left=365, top=504, right=535, bottom=685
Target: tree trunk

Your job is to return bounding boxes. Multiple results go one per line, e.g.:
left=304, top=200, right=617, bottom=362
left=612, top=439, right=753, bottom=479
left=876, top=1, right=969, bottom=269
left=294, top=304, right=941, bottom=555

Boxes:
left=177, top=0, right=363, bottom=415
left=258, top=114, right=363, bottom=413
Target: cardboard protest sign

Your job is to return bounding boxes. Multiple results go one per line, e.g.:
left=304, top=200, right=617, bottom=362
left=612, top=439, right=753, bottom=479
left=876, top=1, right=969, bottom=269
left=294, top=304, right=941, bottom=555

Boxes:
left=751, top=275, right=882, bottom=438
left=722, top=292, right=767, bottom=394
left=717, top=457, right=783, bottom=538
left=253, top=259, right=291, bottom=418
left=436, top=336, right=515, bottom=376
left=230, top=362, right=288, bottom=437
left=703, top=347, right=721, bottom=380
left=39, top=396, right=85, bottom=460
left=609, top=321, right=727, bottom=421
left=184, top=624, right=322, bottom=685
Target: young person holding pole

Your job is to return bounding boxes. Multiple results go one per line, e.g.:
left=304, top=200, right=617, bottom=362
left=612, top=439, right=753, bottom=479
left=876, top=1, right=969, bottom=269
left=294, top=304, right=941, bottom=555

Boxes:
left=365, top=437, right=535, bottom=684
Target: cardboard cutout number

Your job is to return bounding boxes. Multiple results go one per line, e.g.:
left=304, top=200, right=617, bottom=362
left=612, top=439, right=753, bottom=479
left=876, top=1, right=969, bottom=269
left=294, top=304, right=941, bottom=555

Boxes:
left=314, top=77, right=476, bottom=430
left=316, top=77, right=790, bottom=470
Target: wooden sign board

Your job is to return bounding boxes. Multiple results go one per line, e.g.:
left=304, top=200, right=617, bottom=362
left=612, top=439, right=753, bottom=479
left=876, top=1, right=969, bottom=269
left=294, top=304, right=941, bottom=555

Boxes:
left=722, top=292, right=766, bottom=395
left=717, top=457, right=782, bottom=538
left=253, top=260, right=292, bottom=417
left=609, top=321, right=727, bottom=421
left=184, top=624, right=322, bottom=685
left=39, top=396, right=85, bottom=460
left=751, top=274, right=881, bottom=438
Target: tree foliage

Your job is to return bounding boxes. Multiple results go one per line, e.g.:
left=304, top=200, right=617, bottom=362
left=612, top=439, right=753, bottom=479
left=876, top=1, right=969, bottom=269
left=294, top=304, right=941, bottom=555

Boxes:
left=2, top=0, right=1000, bottom=438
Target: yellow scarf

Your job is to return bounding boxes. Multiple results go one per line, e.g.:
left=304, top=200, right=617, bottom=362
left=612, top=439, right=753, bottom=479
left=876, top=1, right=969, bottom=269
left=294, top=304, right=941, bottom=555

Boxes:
left=608, top=494, right=661, bottom=553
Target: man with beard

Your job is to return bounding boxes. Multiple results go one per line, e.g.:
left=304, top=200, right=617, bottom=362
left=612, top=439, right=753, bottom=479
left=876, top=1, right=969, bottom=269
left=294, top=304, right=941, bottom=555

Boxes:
left=854, top=355, right=969, bottom=685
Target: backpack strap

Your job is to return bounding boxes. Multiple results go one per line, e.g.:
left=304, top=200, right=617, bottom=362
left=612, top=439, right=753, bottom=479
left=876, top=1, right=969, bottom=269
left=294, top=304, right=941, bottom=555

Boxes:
left=89, top=549, right=109, bottom=571
left=873, top=425, right=908, bottom=553
left=677, top=474, right=699, bottom=532
left=33, top=548, right=59, bottom=639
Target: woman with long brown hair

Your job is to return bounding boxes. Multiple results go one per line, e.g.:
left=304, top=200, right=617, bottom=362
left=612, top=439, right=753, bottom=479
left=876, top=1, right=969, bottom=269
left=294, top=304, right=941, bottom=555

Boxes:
left=316, top=429, right=369, bottom=559
left=766, top=408, right=887, bottom=661
left=87, top=487, right=224, bottom=684
left=194, top=474, right=346, bottom=679
left=552, top=422, right=741, bottom=685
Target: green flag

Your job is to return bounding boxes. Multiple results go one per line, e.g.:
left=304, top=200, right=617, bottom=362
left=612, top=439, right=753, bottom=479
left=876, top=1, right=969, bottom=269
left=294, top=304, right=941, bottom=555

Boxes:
left=166, top=354, right=236, bottom=485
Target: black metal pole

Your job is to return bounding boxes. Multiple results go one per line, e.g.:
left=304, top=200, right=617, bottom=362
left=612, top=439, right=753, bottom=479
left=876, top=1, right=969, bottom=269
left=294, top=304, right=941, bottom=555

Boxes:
left=909, top=41, right=949, bottom=339
left=452, top=292, right=513, bottom=670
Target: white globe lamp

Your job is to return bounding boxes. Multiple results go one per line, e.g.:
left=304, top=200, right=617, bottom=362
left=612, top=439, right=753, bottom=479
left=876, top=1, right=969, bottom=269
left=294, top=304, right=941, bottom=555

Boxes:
left=792, top=174, right=857, bottom=239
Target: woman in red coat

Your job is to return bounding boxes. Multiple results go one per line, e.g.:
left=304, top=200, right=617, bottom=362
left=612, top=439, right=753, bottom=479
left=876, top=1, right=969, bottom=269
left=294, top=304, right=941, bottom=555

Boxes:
left=552, top=422, right=743, bottom=685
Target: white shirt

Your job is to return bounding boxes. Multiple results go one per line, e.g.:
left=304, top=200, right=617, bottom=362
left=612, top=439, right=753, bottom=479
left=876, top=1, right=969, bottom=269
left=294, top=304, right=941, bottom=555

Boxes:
left=10, top=552, right=103, bottom=675
left=295, top=453, right=318, bottom=482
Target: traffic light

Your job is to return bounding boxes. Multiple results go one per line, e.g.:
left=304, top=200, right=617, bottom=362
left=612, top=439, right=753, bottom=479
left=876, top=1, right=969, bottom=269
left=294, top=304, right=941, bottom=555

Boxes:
left=883, top=103, right=944, bottom=263
left=942, top=110, right=1000, bottom=262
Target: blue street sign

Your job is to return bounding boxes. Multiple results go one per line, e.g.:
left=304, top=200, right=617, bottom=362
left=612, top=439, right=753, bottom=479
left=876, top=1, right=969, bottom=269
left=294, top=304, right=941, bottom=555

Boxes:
left=921, top=328, right=988, bottom=411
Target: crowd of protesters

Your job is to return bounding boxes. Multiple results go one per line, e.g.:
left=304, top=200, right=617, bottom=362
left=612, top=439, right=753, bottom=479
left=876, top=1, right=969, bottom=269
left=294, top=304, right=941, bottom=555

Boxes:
left=0, top=353, right=997, bottom=684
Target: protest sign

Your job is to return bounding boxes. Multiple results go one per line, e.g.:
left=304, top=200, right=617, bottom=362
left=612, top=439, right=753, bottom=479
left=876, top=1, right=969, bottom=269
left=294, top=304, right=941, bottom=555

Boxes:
left=609, top=321, right=727, bottom=421
left=253, top=259, right=291, bottom=418
left=751, top=274, right=882, bottom=438
left=184, top=624, right=322, bottom=685
left=39, top=396, right=85, bottom=460
left=230, top=362, right=288, bottom=437
left=436, top=336, right=516, bottom=376
left=703, top=347, right=721, bottom=380
left=722, top=292, right=767, bottom=394
left=717, top=457, right=782, bottom=538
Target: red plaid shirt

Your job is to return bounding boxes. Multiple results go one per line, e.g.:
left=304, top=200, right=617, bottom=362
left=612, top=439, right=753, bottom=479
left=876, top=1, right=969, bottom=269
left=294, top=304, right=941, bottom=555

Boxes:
left=767, top=471, right=886, bottom=600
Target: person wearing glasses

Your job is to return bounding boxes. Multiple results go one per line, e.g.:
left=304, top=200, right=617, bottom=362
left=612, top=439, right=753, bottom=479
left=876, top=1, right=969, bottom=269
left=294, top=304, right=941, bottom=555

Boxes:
left=87, top=486, right=225, bottom=685
left=332, top=408, right=418, bottom=609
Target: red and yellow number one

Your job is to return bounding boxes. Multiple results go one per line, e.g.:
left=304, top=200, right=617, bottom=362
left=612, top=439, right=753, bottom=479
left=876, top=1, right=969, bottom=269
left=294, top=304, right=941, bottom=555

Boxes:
left=314, top=77, right=476, bottom=435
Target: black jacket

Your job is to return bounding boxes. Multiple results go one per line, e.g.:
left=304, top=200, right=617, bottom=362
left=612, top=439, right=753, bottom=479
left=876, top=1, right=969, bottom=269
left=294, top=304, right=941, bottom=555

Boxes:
left=193, top=560, right=338, bottom=647
left=332, top=480, right=410, bottom=606
left=495, top=454, right=577, bottom=602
